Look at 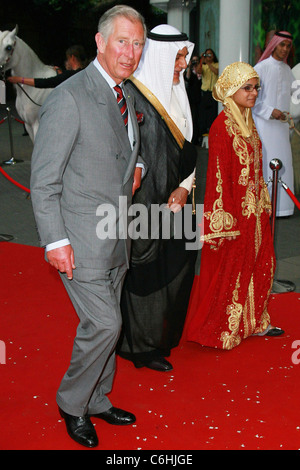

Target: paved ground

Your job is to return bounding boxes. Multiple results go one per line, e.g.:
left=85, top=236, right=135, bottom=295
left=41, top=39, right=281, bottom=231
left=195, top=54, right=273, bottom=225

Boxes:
left=1, top=101, right=300, bottom=292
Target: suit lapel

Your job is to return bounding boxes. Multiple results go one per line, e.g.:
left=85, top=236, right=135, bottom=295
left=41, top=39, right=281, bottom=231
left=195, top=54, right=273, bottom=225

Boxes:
left=85, top=64, right=132, bottom=155
left=84, top=64, right=139, bottom=186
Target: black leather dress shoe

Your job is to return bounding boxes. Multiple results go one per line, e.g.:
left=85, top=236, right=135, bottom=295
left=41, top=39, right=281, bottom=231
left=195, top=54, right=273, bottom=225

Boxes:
left=59, top=408, right=98, bottom=448
left=266, top=327, right=285, bottom=336
left=91, top=407, right=136, bottom=425
left=144, top=357, right=173, bottom=372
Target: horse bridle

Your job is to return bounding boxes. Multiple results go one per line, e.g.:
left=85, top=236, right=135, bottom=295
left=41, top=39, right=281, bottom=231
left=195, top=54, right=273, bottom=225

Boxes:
left=0, top=38, right=42, bottom=106
left=0, top=65, right=5, bottom=81
left=0, top=39, right=16, bottom=75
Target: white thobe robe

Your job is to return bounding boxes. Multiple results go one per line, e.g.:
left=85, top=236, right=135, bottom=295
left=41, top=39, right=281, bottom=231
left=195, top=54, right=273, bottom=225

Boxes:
left=170, top=89, right=195, bottom=193
left=253, top=56, right=295, bottom=217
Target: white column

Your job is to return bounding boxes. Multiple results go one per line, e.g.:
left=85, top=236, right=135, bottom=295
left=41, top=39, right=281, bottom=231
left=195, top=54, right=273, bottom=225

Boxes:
left=168, top=6, right=185, bottom=31
left=150, top=0, right=195, bottom=33
left=218, top=0, right=251, bottom=75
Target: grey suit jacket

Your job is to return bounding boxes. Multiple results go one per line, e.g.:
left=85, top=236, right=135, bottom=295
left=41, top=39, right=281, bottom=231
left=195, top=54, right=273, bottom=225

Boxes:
left=31, top=62, right=141, bottom=269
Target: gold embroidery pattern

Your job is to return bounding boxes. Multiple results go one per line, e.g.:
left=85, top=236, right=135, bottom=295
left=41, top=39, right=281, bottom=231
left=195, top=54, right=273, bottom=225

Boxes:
left=243, top=275, right=255, bottom=338
left=202, top=157, right=239, bottom=244
left=242, top=183, right=256, bottom=218
left=253, top=257, right=274, bottom=335
left=224, top=108, right=270, bottom=219
left=221, top=274, right=243, bottom=350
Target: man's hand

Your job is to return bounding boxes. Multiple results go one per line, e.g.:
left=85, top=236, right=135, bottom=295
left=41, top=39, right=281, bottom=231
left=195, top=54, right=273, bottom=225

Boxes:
left=132, top=166, right=142, bottom=195
left=46, top=244, right=76, bottom=280
left=167, top=187, right=189, bottom=213
left=271, top=108, right=286, bottom=120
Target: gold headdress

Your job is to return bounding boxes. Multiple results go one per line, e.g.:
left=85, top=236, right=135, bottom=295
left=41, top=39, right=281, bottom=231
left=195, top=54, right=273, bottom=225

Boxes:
left=213, top=62, right=260, bottom=138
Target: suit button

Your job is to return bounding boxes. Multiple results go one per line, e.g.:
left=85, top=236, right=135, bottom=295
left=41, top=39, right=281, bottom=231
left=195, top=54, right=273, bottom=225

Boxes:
left=115, top=154, right=119, bottom=159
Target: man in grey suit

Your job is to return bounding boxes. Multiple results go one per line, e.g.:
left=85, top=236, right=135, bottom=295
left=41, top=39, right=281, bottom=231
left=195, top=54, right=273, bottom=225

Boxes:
left=30, top=5, right=146, bottom=448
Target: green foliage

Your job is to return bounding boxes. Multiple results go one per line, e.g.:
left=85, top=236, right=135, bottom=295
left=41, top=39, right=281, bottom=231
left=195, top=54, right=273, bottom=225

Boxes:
left=32, top=0, right=103, bottom=11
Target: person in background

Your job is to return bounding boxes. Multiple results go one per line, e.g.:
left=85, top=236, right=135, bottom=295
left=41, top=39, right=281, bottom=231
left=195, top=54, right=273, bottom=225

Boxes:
left=184, top=54, right=202, bottom=144
left=30, top=5, right=146, bottom=448
left=8, top=45, right=88, bottom=88
left=197, top=48, right=219, bottom=143
left=252, top=31, right=296, bottom=217
left=184, top=62, right=284, bottom=351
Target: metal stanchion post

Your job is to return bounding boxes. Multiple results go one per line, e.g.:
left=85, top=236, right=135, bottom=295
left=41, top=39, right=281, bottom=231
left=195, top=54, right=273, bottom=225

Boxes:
left=1, top=106, right=23, bottom=165
left=269, top=158, right=295, bottom=293
left=0, top=81, right=18, bottom=239
left=270, top=158, right=280, bottom=242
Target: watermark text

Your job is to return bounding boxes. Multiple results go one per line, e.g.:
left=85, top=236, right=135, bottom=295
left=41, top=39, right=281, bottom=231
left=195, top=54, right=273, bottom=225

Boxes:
left=291, top=340, right=300, bottom=365
left=0, top=340, right=6, bottom=364
left=291, top=80, right=300, bottom=105
left=95, top=198, right=204, bottom=251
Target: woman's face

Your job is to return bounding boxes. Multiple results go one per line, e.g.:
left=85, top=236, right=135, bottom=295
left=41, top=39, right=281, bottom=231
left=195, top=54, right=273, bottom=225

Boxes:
left=232, top=78, right=260, bottom=114
left=204, top=49, right=214, bottom=64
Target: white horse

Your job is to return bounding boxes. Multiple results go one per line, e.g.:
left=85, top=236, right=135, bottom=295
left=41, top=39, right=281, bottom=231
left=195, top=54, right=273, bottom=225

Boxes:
left=0, top=26, right=58, bottom=141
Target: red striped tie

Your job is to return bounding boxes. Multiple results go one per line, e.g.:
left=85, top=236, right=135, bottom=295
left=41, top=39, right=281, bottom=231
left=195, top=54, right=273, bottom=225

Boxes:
left=114, top=85, right=128, bottom=130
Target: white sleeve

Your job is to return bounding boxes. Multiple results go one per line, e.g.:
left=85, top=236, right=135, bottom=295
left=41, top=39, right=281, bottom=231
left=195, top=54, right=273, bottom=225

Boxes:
left=46, top=238, right=70, bottom=252
left=179, top=169, right=196, bottom=193
left=253, top=64, right=274, bottom=120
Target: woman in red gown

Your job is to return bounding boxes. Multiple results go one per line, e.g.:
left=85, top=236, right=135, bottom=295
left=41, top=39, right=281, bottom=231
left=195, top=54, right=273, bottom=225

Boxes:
left=184, top=62, right=284, bottom=350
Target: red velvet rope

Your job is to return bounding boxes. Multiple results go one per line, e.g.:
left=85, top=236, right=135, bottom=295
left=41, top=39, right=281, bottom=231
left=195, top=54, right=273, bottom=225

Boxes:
left=0, top=166, right=30, bottom=193
left=282, top=184, right=300, bottom=210
left=0, top=117, right=24, bottom=125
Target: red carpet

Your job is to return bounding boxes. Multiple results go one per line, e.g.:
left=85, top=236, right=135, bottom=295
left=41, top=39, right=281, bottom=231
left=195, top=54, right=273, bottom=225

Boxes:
left=1, top=242, right=300, bottom=451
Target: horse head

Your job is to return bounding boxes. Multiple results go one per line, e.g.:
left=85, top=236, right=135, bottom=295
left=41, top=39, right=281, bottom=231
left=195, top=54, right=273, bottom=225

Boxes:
left=0, top=26, right=18, bottom=76
left=0, top=26, right=59, bottom=142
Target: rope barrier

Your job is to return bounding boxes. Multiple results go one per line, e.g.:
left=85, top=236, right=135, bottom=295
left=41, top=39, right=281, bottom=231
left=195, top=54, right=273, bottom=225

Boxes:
left=281, top=180, right=300, bottom=210
left=0, top=166, right=30, bottom=193
left=269, top=158, right=296, bottom=293
left=0, top=115, right=24, bottom=125
left=11, top=116, right=24, bottom=124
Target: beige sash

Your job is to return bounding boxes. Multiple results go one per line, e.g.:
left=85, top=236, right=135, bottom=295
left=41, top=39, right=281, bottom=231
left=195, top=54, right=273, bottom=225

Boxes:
left=128, top=76, right=185, bottom=149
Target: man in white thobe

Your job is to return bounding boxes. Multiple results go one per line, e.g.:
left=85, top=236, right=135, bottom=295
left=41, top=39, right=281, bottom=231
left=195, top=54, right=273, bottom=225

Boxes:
left=253, top=31, right=296, bottom=217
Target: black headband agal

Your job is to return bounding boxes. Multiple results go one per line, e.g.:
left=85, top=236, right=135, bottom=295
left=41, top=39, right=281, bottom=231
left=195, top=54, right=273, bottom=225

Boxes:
left=147, top=31, right=188, bottom=42
left=275, top=32, right=293, bottom=40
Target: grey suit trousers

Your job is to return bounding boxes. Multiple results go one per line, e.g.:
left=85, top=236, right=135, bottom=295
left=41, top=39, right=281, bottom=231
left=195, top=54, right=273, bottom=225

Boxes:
left=56, top=264, right=127, bottom=417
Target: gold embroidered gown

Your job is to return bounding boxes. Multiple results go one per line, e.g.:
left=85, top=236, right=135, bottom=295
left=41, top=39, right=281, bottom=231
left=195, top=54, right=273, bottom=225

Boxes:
left=184, top=107, right=275, bottom=350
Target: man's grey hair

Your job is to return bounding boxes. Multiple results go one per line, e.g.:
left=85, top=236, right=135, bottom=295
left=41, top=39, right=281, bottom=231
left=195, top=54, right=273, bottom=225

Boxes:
left=98, top=5, right=147, bottom=42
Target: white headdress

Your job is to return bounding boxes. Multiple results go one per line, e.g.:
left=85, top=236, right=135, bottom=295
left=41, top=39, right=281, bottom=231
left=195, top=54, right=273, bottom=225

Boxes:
left=133, top=24, right=194, bottom=141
